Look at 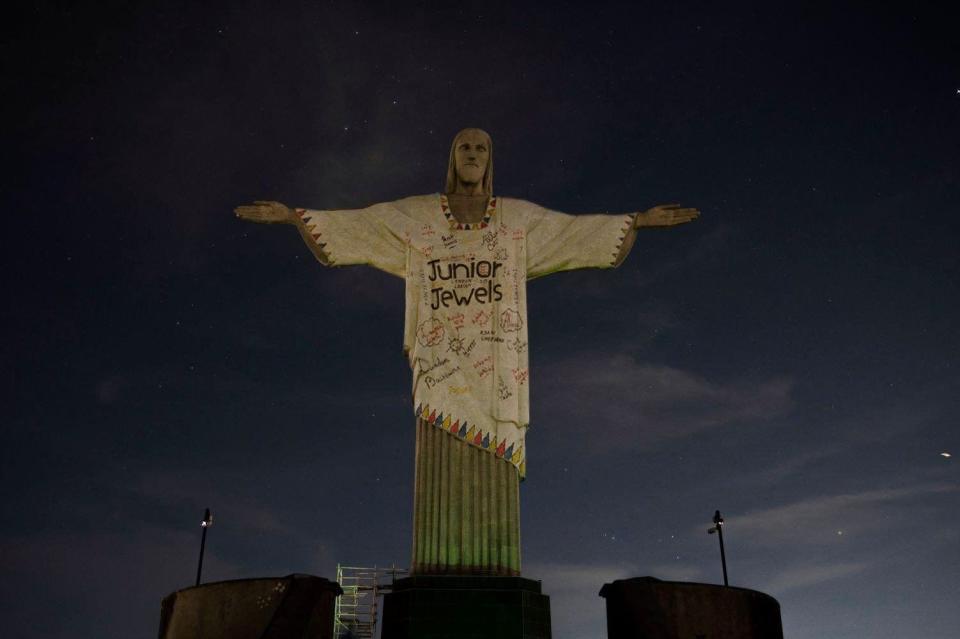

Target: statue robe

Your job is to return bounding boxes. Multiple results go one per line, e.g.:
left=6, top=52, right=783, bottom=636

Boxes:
left=295, top=194, right=631, bottom=574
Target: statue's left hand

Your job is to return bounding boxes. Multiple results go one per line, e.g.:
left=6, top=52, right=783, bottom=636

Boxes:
left=234, top=200, right=295, bottom=224
left=635, top=204, right=700, bottom=228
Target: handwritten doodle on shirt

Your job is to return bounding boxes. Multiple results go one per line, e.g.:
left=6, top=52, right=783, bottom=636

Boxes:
left=449, top=335, right=477, bottom=357
left=497, top=375, right=513, bottom=400
left=494, top=247, right=508, bottom=262
left=500, top=308, right=523, bottom=333
left=416, top=355, right=451, bottom=376
left=512, top=367, right=529, bottom=385
left=482, top=230, right=499, bottom=251
left=480, top=330, right=504, bottom=344
left=417, top=318, right=445, bottom=347
left=424, top=364, right=461, bottom=389
left=421, top=224, right=436, bottom=239
left=447, top=312, right=465, bottom=329
left=473, top=356, right=494, bottom=378
left=502, top=266, right=521, bottom=280
left=507, top=337, right=528, bottom=353
left=447, top=335, right=465, bottom=354
left=472, top=309, right=491, bottom=327
left=441, top=233, right=458, bottom=249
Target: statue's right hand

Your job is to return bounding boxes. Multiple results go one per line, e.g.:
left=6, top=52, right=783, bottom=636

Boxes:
left=234, top=200, right=295, bottom=224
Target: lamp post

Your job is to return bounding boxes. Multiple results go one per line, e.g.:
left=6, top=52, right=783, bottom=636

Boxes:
left=195, top=508, right=213, bottom=587
left=707, top=509, right=728, bottom=586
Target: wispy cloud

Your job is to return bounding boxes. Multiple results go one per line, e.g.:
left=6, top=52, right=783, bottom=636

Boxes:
left=830, top=391, right=953, bottom=445
left=538, top=353, right=793, bottom=452
left=736, top=445, right=847, bottom=486
left=726, top=482, right=959, bottom=547
left=684, top=482, right=960, bottom=599
left=631, top=223, right=735, bottom=289
left=762, top=561, right=870, bottom=593
left=130, top=467, right=323, bottom=540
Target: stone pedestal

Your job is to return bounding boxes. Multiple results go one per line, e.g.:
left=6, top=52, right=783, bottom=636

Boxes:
left=381, top=575, right=551, bottom=639
left=599, top=577, right=783, bottom=639
left=158, top=574, right=342, bottom=639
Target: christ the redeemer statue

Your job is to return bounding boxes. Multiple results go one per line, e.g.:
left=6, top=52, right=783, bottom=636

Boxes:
left=235, top=128, right=699, bottom=577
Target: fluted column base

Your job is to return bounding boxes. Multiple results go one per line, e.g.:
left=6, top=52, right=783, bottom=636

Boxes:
left=411, top=418, right=521, bottom=575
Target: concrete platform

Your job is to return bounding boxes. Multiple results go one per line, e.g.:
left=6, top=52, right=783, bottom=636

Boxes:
left=381, top=574, right=551, bottom=639
left=158, top=574, right=342, bottom=639
left=600, top=577, right=783, bottom=639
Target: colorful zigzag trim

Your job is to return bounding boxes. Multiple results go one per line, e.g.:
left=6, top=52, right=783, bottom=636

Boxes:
left=415, top=402, right=525, bottom=477
left=439, top=194, right=497, bottom=231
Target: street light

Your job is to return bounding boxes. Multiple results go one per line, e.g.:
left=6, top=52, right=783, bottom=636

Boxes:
left=195, top=508, right=213, bottom=587
left=707, top=509, right=728, bottom=586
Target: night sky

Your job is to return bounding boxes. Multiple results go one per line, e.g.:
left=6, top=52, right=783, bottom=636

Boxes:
left=4, top=3, right=959, bottom=638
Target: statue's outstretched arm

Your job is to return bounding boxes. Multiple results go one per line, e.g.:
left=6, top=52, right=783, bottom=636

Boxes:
left=234, top=200, right=332, bottom=264
left=615, top=204, right=700, bottom=266
left=635, top=203, right=700, bottom=229
left=234, top=200, right=294, bottom=224
left=235, top=199, right=406, bottom=276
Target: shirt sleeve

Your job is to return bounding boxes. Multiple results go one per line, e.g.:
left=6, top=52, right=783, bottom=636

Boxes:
left=525, top=205, right=633, bottom=280
left=295, top=202, right=408, bottom=278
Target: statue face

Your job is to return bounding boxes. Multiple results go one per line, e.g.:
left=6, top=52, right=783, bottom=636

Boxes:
left=453, top=130, right=489, bottom=186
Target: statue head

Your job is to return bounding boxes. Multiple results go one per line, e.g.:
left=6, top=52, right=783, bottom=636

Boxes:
left=445, top=128, right=493, bottom=196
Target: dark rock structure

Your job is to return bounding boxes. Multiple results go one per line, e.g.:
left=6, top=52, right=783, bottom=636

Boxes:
left=600, top=577, right=783, bottom=639
left=158, top=574, right=342, bottom=639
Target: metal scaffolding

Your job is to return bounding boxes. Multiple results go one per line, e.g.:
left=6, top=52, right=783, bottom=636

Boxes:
left=334, top=564, right=407, bottom=639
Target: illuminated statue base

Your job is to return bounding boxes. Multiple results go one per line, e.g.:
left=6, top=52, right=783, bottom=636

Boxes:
left=381, top=575, right=551, bottom=639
